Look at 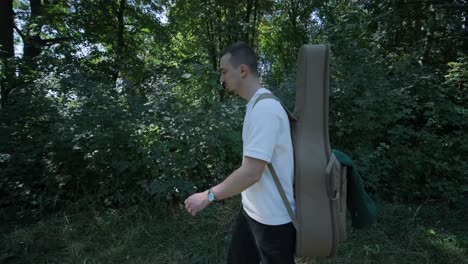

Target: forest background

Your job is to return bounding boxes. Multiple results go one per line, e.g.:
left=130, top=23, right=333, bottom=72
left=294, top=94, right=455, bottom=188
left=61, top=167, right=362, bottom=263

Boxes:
left=0, top=0, right=467, bottom=263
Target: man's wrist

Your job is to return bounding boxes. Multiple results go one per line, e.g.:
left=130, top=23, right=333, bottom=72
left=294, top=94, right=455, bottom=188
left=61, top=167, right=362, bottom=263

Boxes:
left=207, top=188, right=217, bottom=203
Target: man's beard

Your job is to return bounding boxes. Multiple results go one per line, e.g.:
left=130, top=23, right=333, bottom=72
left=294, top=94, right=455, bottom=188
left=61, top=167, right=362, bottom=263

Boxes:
left=222, top=81, right=235, bottom=95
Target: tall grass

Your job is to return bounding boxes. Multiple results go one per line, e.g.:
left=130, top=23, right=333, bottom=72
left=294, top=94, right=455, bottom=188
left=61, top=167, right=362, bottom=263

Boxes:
left=1, top=198, right=467, bottom=264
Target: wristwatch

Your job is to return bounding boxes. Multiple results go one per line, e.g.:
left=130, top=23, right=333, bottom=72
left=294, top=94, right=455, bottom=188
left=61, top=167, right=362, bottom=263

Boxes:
left=207, top=189, right=217, bottom=202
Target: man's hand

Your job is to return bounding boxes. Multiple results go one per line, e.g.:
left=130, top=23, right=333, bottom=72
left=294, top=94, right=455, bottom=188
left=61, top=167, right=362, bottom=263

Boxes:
left=184, top=190, right=210, bottom=216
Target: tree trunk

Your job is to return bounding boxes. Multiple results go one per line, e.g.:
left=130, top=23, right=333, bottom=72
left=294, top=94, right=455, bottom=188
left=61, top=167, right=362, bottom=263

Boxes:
left=0, top=0, right=14, bottom=111
left=113, top=0, right=126, bottom=86
left=0, top=0, right=14, bottom=59
left=463, top=6, right=468, bottom=52
left=23, top=0, right=43, bottom=60
left=206, top=19, right=218, bottom=71
left=244, top=0, right=253, bottom=44
left=215, top=6, right=225, bottom=102
left=251, top=0, right=259, bottom=47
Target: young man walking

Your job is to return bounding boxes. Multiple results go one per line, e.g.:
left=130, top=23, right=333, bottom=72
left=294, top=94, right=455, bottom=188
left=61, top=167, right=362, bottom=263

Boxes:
left=184, top=42, right=296, bottom=264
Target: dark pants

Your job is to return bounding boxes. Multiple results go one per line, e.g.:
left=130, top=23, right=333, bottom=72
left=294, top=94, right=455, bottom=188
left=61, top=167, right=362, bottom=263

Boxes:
left=227, top=209, right=296, bottom=264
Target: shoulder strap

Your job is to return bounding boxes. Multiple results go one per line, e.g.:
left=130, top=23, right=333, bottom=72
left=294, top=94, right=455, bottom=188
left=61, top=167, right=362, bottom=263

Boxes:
left=253, top=93, right=298, bottom=228
left=268, top=152, right=339, bottom=231
left=267, top=163, right=298, bottom=229
left=254, top=93, right=339, bottom=230
left=253, top=93, right=297, bottom=122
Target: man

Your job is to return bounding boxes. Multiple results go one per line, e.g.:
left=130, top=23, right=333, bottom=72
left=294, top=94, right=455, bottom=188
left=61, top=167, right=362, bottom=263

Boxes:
left=184, top=42, right=296, bottom=264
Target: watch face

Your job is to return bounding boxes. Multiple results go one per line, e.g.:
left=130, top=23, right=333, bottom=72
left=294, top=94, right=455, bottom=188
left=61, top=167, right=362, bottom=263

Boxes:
left=208, top=192, right=215, bottom=201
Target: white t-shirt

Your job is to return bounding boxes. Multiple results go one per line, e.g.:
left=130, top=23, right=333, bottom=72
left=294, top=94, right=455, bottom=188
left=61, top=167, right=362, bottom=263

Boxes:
left=241, top=88, right=296, bottom=225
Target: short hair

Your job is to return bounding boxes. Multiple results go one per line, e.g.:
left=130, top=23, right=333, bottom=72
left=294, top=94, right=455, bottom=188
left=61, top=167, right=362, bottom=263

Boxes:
left=220, top=42, right=259, bottom=75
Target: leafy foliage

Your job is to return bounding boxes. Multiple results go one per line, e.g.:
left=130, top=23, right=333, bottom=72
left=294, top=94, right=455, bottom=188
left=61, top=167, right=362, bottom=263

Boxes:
left=1, top=0, right=466, bottom=222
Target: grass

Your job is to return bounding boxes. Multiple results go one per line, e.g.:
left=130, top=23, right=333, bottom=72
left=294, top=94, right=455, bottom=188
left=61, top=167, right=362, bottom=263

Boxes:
left=1, top=198, right=467, bottom=264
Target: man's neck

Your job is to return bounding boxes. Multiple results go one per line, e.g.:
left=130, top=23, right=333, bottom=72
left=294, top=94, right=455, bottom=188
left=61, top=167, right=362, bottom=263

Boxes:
left=239, top=79, right=261, bottom=102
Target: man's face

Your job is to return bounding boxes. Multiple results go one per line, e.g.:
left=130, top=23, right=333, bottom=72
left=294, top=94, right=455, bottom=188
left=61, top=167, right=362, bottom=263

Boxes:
left=219, top=53, right=241, bottom=95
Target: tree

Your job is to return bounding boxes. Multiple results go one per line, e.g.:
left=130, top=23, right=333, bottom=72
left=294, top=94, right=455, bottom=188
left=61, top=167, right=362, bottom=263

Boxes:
left=113, top=0, right=126, bottom=85
left=0, top=0, right=14, bottom=111
left=257, top=0, right=316, bottom=79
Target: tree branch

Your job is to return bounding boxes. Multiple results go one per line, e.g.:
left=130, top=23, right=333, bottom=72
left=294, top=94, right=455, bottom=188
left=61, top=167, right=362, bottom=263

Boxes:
left=14, top=23, right=69, bottom=48
left=13, top=23, right=26, bottom=41
left=39, top=37, right=70, bottom=46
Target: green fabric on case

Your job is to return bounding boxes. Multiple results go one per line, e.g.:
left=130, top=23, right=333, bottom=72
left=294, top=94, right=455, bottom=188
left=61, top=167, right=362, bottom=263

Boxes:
left=333, top=149, right=377, bottom=229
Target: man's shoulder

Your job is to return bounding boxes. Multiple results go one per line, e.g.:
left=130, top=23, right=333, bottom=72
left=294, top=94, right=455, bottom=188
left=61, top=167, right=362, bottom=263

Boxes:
left=252, top=93, right=282, bottom=110
left=252, top=94, right=286, bottom=118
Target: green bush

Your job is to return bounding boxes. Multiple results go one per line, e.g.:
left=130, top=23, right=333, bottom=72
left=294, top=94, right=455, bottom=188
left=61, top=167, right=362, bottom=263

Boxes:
left=0, top=63, right=245, bottom=218
left=327, top=51, right=467, bottom=203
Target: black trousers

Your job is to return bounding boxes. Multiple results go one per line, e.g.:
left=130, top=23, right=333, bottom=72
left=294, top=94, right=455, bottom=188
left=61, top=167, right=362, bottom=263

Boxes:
left=227, top=209, right=296, bottom=264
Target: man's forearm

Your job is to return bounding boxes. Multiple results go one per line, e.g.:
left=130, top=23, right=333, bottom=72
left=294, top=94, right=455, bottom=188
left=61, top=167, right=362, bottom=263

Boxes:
left=211, top=166, right=259, bottom=201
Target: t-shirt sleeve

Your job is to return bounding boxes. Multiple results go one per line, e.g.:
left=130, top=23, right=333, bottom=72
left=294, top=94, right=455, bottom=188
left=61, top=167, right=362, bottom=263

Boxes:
left=244, top=100, right=281, bottom=163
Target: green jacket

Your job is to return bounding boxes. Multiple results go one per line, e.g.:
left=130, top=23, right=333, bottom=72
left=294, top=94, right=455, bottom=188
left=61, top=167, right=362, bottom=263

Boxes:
left=333, top=149, right=377, bottom=229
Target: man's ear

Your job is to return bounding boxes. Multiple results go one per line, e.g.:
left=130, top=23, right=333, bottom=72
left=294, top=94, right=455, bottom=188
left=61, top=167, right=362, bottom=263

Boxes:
left=240, top=64, right=249, bottom=78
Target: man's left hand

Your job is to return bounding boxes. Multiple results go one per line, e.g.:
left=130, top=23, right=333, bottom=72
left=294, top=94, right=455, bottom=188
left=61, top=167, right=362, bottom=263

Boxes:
left=184, top=190, right=210, bottom=216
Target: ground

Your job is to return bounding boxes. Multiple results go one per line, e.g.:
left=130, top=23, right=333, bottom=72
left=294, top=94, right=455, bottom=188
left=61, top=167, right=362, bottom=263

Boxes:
left=1, top=197, right=467, bottom=264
